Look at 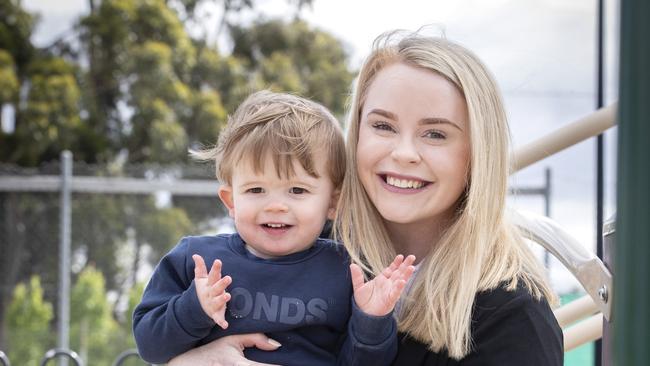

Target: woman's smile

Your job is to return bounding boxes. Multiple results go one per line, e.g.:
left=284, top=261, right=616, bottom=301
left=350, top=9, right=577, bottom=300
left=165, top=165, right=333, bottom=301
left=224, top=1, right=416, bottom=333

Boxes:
left=378, top=173, right=432, bottom=194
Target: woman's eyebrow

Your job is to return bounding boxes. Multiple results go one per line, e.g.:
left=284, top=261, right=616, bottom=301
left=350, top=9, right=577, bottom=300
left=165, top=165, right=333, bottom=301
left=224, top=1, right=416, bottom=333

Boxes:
left=367, top=108, right=397, bottom=120
left=367, top=108, right=464, bottom=132
left=419, top=118, right=463, bottom=132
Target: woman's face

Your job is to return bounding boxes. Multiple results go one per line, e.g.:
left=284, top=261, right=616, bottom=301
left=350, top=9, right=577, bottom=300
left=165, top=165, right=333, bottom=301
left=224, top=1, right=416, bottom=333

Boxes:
left=357, top=62, right=470, bottom=228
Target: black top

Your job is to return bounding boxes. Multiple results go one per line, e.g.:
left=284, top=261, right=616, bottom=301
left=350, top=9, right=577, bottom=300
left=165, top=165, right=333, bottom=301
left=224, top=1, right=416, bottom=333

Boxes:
left=392, top=284, right=563, bottom=366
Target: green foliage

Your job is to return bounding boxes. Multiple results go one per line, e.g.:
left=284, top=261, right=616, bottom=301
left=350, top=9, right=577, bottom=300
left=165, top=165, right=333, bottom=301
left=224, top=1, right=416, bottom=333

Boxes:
left=230, top=19, right=354, bottom=115
left=70, top=266, right=121, bottom=366
left=137, top=205, right=195, bottom=260
left=0, top=0, right=36, bottom=72
left=2, top=0, right=353, bottom=360
left=0, top=50, right=19, bottom=103
left=10, top=56, right=82, bottom=165
left=6, top=276, right=54, bottom=365
left=125, top=282, right=145, bottom=341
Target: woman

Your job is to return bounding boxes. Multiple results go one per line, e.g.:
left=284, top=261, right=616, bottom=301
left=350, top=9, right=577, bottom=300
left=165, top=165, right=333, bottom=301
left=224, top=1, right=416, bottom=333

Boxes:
left=169, top=32, right=563, bottom=365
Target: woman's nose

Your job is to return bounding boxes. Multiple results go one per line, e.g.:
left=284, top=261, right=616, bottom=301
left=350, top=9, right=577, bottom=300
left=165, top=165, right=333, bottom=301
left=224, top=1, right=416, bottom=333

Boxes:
left=391, top=136, right=421, bottom=164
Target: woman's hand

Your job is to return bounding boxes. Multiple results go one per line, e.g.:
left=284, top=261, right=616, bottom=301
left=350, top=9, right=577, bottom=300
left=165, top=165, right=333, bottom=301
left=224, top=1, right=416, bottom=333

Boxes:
left=168, top=333, right=281, bottom=366
left=351, top=254, right=416, bottom=316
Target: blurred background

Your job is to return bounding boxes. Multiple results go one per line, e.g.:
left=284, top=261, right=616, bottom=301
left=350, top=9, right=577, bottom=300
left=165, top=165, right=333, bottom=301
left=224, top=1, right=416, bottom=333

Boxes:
left=0, top=0, right=619, bottom=365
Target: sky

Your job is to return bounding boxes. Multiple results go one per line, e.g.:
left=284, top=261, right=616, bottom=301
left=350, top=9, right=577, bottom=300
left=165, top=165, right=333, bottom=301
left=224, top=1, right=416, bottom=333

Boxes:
left=21, top=0, right=621, bottom=293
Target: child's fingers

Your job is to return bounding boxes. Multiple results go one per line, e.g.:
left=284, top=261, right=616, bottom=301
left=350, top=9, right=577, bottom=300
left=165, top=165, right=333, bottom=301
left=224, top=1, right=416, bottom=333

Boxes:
left=403, top=255, right=416, bottom=267
left=211, top=292, right=231, bottom=309
left=382, top=254, right=404, bottom=278
left=209, top=276, right=232, bottom=298
left=350, top=263, right=365, bottom=292
left=214, top=317, right=229, bottom=330
left=396, top=255, right=416, bottom=278
left=401, top=265, right=416, bottom=282
left=207, top=259, right=223, bottom=286
left=192, top=254, right=208, bottom=279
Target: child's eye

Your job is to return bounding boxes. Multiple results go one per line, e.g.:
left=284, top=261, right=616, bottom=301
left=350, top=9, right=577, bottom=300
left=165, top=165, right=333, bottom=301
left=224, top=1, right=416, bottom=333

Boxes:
left=371, top=121, right=395, bottom=132
left=246, top=187, right=264, bottom=193
left=423, top=130, right=446, bottom=140
left=290, top=187, right=308, bottom=194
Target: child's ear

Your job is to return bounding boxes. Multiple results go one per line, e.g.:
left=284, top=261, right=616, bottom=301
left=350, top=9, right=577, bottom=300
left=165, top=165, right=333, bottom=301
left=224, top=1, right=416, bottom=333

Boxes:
left=327, top=189, right=341, bottom=220
left=218, top=185, right=235, bottom=218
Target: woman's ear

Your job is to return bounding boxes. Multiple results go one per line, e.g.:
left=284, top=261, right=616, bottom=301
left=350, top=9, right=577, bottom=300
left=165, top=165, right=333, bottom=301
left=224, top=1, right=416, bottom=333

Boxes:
left=218, top=185, right=235, bottom=218
left=327, top=189, right=341, bottom=220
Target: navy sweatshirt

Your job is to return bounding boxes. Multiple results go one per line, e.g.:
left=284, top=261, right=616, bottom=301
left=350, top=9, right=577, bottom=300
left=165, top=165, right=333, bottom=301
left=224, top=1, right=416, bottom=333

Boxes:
left=133, top=233, right=397, bottom=365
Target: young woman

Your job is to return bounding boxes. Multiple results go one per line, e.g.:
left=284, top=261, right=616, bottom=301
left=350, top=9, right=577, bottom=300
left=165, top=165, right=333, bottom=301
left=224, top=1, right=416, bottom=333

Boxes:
left=168, top=32, right=563, bottom=366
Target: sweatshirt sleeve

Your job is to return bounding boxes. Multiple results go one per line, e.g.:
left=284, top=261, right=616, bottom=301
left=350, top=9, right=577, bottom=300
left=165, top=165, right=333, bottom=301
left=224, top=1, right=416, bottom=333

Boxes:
left=337, top=298, right=398, bottom=366
left=132, top=238, right=216, bottom=364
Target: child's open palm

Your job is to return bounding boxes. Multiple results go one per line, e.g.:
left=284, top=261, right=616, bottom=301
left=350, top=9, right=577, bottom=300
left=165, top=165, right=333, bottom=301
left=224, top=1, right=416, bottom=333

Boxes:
left=350, top=254, right=416, bottom=316
left=192, top=254, right=232, bottom=329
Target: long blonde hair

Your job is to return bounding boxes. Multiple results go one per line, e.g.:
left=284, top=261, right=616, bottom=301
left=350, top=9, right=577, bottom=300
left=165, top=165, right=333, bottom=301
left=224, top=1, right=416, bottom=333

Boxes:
left=334, top=32, right=556, bottom=359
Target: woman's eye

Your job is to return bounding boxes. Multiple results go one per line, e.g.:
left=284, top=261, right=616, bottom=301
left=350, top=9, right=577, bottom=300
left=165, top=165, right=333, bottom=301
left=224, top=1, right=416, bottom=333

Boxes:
left=371, top=122, right=395, bottom=132
left=290, top=187, right=307, bottom=194
left=246, top=187, right=264, bottom=193
left=424, top=130, right=446, bottom=140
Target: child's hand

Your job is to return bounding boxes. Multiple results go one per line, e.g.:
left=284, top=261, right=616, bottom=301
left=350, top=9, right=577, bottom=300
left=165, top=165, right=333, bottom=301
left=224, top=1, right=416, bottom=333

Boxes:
left=192, top=254, right=232, bottom=329
left=350, top=254, right=416, bottom=316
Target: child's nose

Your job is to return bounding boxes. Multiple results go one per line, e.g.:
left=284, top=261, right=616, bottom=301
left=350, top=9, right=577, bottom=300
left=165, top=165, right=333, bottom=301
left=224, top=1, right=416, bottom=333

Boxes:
left=264, top=201, right=289, bottom=213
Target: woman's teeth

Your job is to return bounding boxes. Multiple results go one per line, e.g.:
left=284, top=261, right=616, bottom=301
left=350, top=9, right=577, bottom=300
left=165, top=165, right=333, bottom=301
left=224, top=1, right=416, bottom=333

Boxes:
left=386, top=176, right=425, bottom=189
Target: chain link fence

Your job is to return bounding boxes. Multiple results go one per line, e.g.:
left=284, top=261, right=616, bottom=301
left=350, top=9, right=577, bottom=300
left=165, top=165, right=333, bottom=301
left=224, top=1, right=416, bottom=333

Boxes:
left=0, top=157, right=229, bottom=365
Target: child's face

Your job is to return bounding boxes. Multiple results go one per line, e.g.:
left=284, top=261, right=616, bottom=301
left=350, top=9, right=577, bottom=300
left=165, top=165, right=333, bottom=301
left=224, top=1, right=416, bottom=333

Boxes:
left=218, top=154, right=338, bottom=258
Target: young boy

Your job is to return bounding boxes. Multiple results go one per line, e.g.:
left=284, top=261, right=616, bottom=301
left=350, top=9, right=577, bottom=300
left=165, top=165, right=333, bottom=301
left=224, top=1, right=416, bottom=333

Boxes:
left=133, top=91, right=415, bottom=365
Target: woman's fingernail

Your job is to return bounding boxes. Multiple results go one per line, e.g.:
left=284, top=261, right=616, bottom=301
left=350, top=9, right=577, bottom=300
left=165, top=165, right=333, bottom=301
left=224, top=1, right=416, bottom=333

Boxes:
left=268, top=338, right=282, bottom=347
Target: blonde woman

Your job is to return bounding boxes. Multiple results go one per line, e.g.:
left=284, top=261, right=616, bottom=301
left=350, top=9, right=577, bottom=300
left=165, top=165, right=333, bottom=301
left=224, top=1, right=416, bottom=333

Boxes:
left=169, top=32, right=563, bottom=366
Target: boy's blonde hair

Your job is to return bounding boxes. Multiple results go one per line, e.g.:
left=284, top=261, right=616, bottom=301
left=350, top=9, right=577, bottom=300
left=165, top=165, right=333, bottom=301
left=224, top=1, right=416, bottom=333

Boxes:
left=335, top=32, right=556, bottom=359
left=193, top=90, right=346, bottom=188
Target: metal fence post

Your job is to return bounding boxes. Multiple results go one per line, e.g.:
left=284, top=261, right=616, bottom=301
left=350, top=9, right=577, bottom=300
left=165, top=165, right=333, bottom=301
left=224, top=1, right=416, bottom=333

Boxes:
left=602, top=216, right=615, bottom=366
left=58, top=151, right=72, bottom=366
left=614, top=0, right=650, bottom=364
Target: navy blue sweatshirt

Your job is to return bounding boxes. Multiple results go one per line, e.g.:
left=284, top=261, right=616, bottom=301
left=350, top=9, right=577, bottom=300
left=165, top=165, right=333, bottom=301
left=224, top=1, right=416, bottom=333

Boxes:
left=133, top=233, right=397, bottom=365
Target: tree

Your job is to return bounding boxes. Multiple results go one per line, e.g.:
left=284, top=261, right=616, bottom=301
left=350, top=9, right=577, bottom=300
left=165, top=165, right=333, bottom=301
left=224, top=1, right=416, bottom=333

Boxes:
left=229, top=19, right=354, bottom=116
left=70, top=266, right=120, bottom=366
left=12, top=57, right=83, bottom=165
left=6, top=276, right=54, bottom=365
left=1, top=0, right=355, bottom=351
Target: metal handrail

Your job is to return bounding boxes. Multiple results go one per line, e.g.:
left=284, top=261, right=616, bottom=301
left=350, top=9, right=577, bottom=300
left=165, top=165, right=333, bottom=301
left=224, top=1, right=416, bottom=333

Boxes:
left=512, top=103, right=617, bottom=172
left=511, top=210, right=613, bottom=321
left=554, top=294, right=599, bottom=328
left=564, top=313, right=604, bottom=352
left=39, top=349, right=83, bottom=366
left=0, top=351, right=10, bottom=366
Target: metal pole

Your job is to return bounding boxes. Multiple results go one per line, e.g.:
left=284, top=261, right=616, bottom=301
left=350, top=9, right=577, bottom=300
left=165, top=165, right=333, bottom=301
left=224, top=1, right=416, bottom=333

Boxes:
left=544, top=167, right=551, bottom=268
left=614, top=0, right=650, bottom=364
left=595, top=0, right=605, bottom=364
left=58, top=151, right=72, bottom=366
